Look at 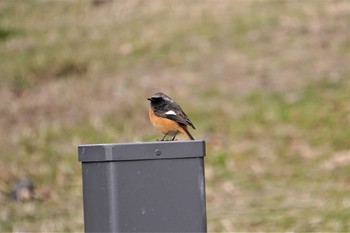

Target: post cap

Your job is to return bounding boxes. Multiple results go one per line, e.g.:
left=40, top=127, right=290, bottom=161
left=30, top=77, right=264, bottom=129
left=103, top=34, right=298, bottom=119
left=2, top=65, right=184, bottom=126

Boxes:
left=78, top=140, right=206, bottom=162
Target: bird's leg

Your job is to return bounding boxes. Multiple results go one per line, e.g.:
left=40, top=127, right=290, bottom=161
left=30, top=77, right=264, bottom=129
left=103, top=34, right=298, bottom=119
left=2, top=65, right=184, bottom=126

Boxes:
left=171, top=135, right=177, bottom=141
left=160, top=133, right=168, bottom=141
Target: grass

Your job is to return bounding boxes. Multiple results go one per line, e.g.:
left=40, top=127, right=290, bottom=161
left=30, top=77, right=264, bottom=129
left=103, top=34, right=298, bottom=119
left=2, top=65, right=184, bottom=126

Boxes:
left=203, top=78, right=350, bottom=231
left=0, top=0, right=349, bottom=231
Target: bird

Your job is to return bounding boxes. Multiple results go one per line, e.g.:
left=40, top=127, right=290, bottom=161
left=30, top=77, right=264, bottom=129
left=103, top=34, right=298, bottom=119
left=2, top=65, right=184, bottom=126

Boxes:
left=147, top=92, right=196, bottom=141
left=10, top=177, right=35, bottom=202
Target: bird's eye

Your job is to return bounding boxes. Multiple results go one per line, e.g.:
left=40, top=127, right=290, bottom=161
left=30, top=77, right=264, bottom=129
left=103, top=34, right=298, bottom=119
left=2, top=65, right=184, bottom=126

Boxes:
left=153, top=97, right=163, bottom=102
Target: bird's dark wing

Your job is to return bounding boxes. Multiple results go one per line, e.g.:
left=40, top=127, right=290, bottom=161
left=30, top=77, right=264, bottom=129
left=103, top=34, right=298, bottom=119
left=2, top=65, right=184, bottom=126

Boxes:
left=164, top=110, right=196, bottom=130
left=154, top=102, right=196, bottom=130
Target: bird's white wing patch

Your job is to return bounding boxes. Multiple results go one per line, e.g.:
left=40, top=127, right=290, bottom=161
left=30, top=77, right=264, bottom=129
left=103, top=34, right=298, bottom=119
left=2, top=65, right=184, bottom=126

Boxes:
left=165, top=110, right=177, bottom=115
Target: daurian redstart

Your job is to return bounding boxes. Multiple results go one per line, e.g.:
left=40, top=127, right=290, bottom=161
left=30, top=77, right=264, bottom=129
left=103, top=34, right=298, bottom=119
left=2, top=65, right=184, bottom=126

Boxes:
left=147, top=92, right=196, bottom=141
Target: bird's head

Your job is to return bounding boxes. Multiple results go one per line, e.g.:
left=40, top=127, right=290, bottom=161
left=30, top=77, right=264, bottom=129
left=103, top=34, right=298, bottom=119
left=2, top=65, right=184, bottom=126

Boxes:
left=147, top=92, right=174, bottom=106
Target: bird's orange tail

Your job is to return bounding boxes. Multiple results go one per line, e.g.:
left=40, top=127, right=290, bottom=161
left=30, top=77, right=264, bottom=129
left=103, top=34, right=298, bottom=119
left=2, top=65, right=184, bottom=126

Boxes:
left=179, top=126, right=195, bottom=140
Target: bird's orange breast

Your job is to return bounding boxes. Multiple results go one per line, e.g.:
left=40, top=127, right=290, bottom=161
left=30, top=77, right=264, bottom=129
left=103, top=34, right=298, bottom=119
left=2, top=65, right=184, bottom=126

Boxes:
left=149, top=107, right=181, bottom=135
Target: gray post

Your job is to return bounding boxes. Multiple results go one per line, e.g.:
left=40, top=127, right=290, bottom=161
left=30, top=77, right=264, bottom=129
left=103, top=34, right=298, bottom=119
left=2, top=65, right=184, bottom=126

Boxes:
left=78, top=140, right=207, bottom=232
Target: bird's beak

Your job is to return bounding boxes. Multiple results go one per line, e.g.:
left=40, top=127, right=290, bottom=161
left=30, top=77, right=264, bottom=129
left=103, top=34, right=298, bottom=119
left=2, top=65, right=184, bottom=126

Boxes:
left=147, top=97, right=152, bottom=101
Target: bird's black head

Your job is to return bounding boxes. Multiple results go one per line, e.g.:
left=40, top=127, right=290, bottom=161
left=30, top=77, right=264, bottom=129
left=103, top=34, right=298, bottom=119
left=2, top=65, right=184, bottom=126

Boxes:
left=147, top=92, right=174, bottom=108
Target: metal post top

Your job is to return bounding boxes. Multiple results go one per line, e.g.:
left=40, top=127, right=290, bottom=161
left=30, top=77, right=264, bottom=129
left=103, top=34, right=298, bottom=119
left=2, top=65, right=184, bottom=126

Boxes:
left=78, top=140, right=206, bottom=162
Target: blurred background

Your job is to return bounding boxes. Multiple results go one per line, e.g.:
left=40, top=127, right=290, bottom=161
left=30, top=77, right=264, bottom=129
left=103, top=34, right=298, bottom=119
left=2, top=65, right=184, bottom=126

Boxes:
left=0, top=0, right=349, bottom=231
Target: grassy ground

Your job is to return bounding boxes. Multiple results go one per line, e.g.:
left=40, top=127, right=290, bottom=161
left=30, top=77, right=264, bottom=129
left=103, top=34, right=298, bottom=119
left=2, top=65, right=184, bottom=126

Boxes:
left=0, top=0, right=349, bottom=231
